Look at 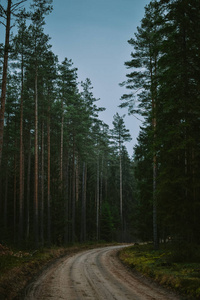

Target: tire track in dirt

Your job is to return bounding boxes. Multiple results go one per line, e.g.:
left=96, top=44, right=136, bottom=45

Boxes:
left=24, top=245, right=181, bottom=300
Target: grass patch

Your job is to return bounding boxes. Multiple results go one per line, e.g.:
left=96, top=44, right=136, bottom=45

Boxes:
left=119, top=243, right=200, bottom=299
left=0, top=246, right=68, bottom=299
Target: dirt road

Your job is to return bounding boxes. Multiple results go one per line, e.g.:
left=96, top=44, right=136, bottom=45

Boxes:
left=24, top=245, right=180, bottom=300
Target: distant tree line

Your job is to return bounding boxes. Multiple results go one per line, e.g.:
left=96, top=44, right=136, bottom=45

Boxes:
left=121, top=0, right=200, bottom=248
left=0, top=0, right=134, bottom=248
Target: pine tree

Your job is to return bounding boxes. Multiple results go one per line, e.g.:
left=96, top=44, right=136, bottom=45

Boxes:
left=80, top=78, right=105, bottom=241
left=156, top=0, right=200, bottom=243
left=29, top=0, right=53, bottom=247
left=120, top=1, right=163, bottom=248
left=0, top=0, right=28, bottom=167
left=111, top=113, right=131, bottom=241
left=11, top=10, right=30, bottom=243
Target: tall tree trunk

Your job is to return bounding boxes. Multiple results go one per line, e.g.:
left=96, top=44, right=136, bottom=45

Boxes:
left=76, top=155, right=79, bottom=203
left=26, top=132, right=31, bottom=240
left=100, top=156, right=103, bottom=216
left=34, top=68, right=39, bottom=248
left=105, top=162, right=108, bottom=200
left=0, top=0, right=11, bottom=167
left=0, top=175, right=2, bottom=226
left=4, top=169, right=8, bottom=231
left=81, top=162, right=87, bottom=242
left=13, top=150, right=17, bottom=243
left=47, top=97, right=51, bottom=245
left=3, top=114, right=10, bottom=234
left=64, top=157, right=69, bottom=244
left=119, top=149, right=123, bottom=242
left=19, top=58, right=24, bottom=242
left=60, top=98, right=64, bottom=186
left=96, top=154, right=100, bottom=240
left=68, top=165, right=72, bottom=242
left=72, top=137, right=76, bottom=243
left=40, top=121, right=44, bottom=246
left=153, top=147, right=158, bottom=249
left=151, top=61, right=158, bottom=250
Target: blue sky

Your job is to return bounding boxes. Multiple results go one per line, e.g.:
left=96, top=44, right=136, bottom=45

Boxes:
left=5, top=0, right=149, bottom=155
left=43, top=0, right=151, bottom=155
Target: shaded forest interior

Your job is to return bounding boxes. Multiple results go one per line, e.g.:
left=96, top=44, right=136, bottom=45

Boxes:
left=1, top=0, right=200, bottom=251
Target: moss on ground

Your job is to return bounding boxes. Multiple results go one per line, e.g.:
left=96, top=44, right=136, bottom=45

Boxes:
left=119, top=243, right=200, bottom=299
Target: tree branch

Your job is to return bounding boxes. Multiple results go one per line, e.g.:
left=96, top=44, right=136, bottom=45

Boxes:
left=0, top=5, right=6, bottom=16
left=11, top=0, right=27, bottom=12
left=0, top=20, right=6, bottom=27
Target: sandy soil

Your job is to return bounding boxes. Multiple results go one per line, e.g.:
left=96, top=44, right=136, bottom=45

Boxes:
left=24, top=245, right=181, bottom=300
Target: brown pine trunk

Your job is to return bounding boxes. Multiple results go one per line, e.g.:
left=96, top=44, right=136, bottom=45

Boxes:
left=64, top=157, right=69, bottom=244
left=60, top=98, right=64, bottom=186
left=105, top=162, right=108, bottom=200
left=47, top=97, right=51, bottom=245
left=0, top=0, right=11, bottom=166
left=76, top=155, right=79, bottom=203
left=3, top=114, right=10, bottom=232
left=68, top=165, right=72, bottom=242
left=26, top=132, right=31, bottom=240
left=13, top=150, right=17, bottom=243
left=72, top=138, right=76, bottom=243
left=96, top=155, right=100, bottom=240
left=40, top=121, right=44, bottom=246
left=34, top=68, right=39, bottom=248
left=19, top=58, right=24, bottom=242
left=100, top=156, right=103, bottom=213
left=153, top=147, right=158, bottom=249
left=119, top=147, right=123, bottom=242
left=151, top=55, right=158, bottom=250
left=81, top=162, right=87, bottom=242
left=4, top=170, right=8, bottom=230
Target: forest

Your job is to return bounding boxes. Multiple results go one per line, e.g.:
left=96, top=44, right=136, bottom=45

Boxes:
left=0, top=0, right=200, bottom=251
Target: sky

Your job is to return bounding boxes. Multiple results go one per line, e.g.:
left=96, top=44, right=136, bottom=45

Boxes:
left=2, top=0, right=150, bottom=155
left=42, top=0, right=151, bottom=156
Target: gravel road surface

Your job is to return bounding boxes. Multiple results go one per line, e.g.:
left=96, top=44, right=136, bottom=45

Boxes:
left=25, top=245, right=180, bottom=300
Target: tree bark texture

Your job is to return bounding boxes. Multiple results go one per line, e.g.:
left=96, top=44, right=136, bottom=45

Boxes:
left=0, top=0, right=11, bottom=167
left=19, top=57, right=24, bottom=242
left=60, top=99, right=64, bottom=185
left=47, top=98, right=51, bottom=245
left=119, top=149, right=123, bottom=242
left=96, top=155, right=100, bottom=240
left=81, top=162, right=87, bottom=242
left=26, top=132, right=31, bottom=240
left=40, top=121, right=44, bottom=246
left=34, top=68, right=39, bottom=248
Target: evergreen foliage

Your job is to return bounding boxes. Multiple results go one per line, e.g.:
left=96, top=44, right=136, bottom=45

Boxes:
left=121, top=0, right=200, bottom=247
left=0, top=0, right=134, bottom=247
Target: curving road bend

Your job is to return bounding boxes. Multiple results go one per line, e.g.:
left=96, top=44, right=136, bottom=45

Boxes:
left=25, top=245, right=180, bottom=300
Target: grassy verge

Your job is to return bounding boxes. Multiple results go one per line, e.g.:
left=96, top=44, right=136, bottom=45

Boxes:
left=119, top=243, right=200, bottom=299
left=0, top=242, right=117, bottom=299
